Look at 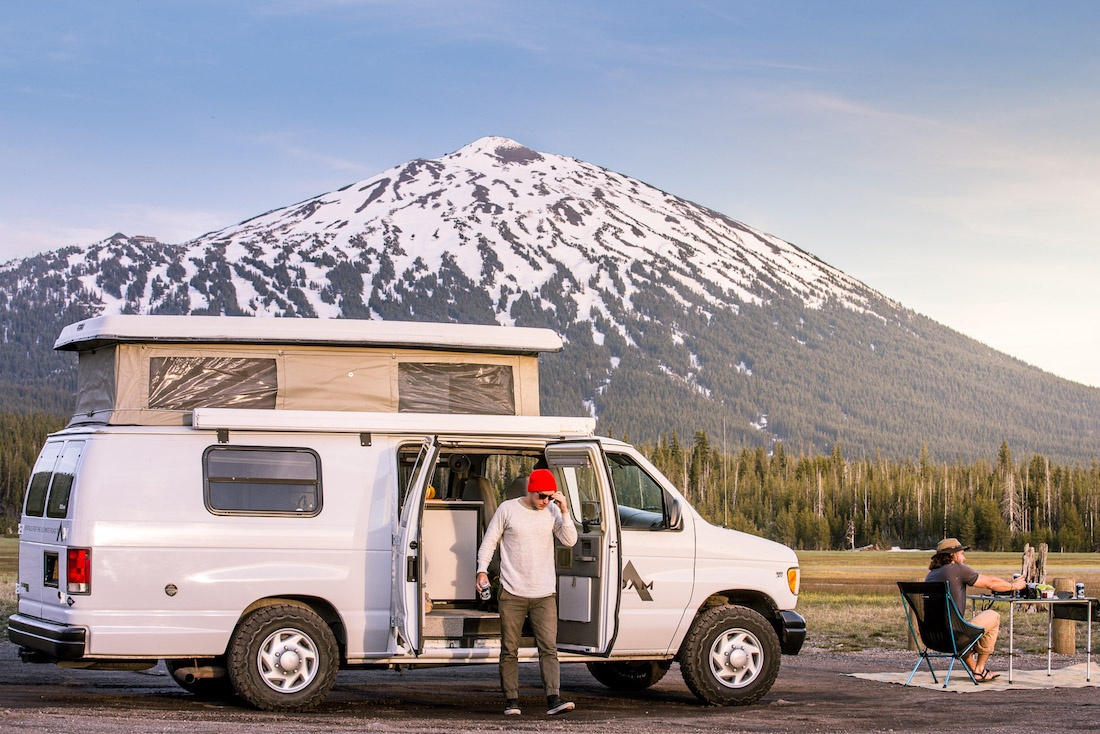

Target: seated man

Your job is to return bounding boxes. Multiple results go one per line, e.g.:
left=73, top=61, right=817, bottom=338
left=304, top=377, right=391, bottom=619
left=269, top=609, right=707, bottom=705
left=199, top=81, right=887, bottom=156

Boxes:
left=925, top=537, right=1026, bottom=681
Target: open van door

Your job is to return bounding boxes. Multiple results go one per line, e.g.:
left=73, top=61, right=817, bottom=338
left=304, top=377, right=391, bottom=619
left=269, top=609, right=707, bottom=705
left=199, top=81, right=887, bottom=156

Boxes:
left=544, top=441, right=621, bottom=655
left=392, top=436, right=439, bottom=656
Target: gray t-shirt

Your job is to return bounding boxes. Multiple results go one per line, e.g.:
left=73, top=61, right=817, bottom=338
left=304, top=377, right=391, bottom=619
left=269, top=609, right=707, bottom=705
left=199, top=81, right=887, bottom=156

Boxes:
left=926, top=563, right=979, bottom=613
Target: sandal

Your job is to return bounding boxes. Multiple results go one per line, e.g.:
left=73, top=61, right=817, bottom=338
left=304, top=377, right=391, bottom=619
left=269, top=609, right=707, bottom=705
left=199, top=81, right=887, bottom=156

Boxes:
left=974, top=668, right=1000, bottom=682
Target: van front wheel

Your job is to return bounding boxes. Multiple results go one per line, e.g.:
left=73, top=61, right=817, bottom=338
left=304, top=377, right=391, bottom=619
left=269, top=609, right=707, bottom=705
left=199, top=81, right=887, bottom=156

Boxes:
left=677, top=605, right=780, bottom=706
left=227, top=604, right=339, bottom=712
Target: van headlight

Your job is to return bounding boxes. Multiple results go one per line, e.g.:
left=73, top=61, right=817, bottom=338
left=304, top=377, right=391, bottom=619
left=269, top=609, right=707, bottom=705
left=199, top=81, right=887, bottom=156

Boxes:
left=787, top=567, right=800, bottom=595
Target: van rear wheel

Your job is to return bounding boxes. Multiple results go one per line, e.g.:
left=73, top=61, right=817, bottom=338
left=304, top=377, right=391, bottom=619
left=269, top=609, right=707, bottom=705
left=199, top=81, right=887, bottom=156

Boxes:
left=677, top=604, right=780, bottom=706
left=587, top=660, right=671, bottom=690
left=227, top=604, right=339, bottom=712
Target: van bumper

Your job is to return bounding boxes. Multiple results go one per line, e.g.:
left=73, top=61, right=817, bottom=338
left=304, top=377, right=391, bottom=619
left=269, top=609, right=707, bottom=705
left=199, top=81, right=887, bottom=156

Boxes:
left=7, top=613, right=87, bottom=661
left=779, top=610, right=806, bottom=655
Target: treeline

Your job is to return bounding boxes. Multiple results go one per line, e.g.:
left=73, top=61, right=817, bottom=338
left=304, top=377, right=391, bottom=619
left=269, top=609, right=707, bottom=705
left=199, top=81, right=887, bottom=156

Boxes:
left=0, top=413, right=67, bottom=532
left=636, top=431, right=1100, bottom=552
left=3, top=412, right=1099, bottom=552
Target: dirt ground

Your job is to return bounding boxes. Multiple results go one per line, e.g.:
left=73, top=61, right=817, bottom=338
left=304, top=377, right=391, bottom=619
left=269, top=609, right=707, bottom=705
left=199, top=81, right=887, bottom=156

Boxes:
left=1, top=640, right=1098, bottom=733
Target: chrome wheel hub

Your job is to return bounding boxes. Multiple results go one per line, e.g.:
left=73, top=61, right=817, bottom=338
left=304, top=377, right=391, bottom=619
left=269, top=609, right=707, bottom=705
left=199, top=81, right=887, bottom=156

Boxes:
left=257, top=628, right=319, bottom=693
left=708, top=628, right=763, bottom=688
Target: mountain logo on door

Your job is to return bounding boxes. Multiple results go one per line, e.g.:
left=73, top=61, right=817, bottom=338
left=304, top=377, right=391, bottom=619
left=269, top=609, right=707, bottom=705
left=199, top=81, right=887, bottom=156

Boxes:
left=622, top=561, right=654, bottom=601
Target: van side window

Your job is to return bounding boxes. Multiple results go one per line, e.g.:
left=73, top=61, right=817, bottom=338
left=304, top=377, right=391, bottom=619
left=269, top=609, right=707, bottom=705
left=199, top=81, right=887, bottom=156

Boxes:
left=45, top=441, right=84, bottom=518
left=397, top=363, right=516, bottom=415
left=203, top=447, right=321, bottom=516
left=149, top=356, right=277, bottom=410
left=607, top=453, right=671, bottom=530
left=24, top=443, right=63, bottom=517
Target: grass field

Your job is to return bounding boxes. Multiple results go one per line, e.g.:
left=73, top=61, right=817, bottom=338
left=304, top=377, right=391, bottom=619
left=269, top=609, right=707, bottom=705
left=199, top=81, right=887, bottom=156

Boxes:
left=798, top=550, right=1100, bottom=653
left=1, top=540, right=1096, bottom=653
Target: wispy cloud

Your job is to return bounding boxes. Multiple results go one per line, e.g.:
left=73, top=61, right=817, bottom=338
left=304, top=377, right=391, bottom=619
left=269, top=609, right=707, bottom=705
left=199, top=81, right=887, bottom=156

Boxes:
left=247, top=133, right=374, bottom=176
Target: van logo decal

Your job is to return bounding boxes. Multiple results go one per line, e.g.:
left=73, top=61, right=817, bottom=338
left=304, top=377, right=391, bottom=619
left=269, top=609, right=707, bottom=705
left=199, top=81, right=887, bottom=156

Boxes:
left=622, top=561, right=653, bottom=601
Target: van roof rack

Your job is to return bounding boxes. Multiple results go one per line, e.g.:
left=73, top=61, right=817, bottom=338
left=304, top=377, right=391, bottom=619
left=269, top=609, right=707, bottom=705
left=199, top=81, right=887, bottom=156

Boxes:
left=55, top=315, right=563, bottom=355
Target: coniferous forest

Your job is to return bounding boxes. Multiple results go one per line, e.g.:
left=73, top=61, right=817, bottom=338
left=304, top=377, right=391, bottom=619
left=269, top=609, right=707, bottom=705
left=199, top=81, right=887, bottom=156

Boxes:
left=3, top=412, right=1098, bottom=552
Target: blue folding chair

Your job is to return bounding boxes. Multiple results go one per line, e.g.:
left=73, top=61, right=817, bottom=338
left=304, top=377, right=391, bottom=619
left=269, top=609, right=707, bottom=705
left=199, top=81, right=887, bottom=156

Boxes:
left=897, top=581, right=985, bottom=687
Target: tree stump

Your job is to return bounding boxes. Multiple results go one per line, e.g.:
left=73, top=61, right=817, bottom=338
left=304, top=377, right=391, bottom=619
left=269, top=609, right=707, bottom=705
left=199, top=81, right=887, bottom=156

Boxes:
left=1020, top=544, right=1049, bottom=614
left=1052, top=577, right=1077, bottom=654
left=1021, top=545, right=1037, bottom=582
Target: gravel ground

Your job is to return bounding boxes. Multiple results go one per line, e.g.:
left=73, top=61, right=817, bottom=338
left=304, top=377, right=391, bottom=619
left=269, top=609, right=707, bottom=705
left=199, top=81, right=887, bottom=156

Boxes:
left=2, top=641, right=1099, bottom=733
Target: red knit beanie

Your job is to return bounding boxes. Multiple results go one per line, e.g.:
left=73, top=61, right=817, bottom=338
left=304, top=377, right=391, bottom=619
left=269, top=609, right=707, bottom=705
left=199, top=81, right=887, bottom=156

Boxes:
left=527, top=468, right=557, bottom=494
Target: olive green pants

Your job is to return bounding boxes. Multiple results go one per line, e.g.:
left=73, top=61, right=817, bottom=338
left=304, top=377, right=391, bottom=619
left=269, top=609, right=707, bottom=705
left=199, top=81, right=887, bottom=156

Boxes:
left=497, top=589, right=560, bottom=699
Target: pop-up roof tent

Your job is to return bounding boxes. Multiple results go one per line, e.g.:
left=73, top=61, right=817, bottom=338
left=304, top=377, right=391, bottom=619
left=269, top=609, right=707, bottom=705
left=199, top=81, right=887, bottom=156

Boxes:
left=56, top=315, right=563, bottom=426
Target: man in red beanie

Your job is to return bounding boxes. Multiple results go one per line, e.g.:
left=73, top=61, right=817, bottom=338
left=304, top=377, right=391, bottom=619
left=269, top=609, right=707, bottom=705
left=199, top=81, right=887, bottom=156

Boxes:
left=476, top=467, right=578, bottom=716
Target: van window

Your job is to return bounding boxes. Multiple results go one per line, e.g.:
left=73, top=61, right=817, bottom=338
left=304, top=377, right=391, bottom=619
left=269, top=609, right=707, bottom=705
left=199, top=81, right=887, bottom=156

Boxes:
left=397, top=363, right=515, bottom=415
left=149, top=356, right=277, bottom=410
left=24, top=443, right=63, bottom=518
left=45, top=441, right=84, bottom=518
left=203, top=447, right=321, bottom=516
left=607, top=453, right=671, bottom=530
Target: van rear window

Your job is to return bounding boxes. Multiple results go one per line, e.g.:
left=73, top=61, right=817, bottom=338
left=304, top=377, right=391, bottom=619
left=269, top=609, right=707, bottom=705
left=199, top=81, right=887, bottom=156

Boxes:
left=46, top=442, right=84, bottom=518
left=24, top=441, right=85, bottom=519
left=24, top=443, right=62, bottom=517
left=203, top=447, right=321, bottom=516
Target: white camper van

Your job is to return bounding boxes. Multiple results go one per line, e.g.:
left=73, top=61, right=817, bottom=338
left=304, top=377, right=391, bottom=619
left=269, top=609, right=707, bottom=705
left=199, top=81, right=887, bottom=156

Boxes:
left=9, top=315, right=804, bottom=712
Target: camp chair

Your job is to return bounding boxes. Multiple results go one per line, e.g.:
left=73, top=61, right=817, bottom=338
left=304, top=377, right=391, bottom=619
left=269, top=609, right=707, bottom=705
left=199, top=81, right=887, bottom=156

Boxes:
left=897, top=581, right=985, bottom=687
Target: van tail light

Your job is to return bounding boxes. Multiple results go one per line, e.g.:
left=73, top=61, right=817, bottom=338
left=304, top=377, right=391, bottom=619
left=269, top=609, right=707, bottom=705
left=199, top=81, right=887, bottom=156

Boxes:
left=67, top=548, right=90, bottom=594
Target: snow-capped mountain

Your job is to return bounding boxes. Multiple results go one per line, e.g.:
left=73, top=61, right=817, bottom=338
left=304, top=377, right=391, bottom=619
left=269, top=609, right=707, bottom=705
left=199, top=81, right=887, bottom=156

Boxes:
left=66, top=136, right=891, bottom=323
left=2, top=137, right=1098, bottom=462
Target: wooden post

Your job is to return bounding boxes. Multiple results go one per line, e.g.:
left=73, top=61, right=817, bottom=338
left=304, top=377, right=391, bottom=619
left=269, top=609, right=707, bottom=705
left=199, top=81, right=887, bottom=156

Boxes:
left=1052, top=577, right=1076, bottom=654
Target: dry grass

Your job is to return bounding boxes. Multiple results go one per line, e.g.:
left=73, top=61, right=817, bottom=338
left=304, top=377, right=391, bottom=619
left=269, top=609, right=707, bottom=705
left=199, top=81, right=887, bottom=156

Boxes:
left=799, top=550, right=1100, bottom=653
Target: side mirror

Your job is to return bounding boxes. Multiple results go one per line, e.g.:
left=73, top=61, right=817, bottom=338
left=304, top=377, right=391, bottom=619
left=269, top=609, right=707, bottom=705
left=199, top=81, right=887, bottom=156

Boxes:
left=667, top=497, right=683, bottom=531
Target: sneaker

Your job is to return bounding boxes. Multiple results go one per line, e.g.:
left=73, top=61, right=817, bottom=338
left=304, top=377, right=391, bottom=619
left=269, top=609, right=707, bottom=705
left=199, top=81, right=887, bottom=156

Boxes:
left=504, top=699, right=521, bottom=716
left=546, top=696, right=575, bottom=715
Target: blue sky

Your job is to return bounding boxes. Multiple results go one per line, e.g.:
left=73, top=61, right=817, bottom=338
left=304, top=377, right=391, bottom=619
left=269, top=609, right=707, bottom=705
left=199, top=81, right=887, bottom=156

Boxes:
left=3, top=1, right=1099, bottom=387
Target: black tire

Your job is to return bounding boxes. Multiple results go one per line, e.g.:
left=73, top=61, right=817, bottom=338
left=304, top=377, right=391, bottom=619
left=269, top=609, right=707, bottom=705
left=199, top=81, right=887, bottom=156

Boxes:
left=587, top=660, right=672, bottom=691
left=164, top=658, right=235, bottom=699
left=227, top=604, right=339, bottom=712
left=677, top=605, right=781, bottom=706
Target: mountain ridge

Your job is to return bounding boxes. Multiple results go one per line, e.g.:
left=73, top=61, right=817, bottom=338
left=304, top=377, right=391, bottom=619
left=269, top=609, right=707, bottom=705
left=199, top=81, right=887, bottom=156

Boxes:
left=2, top=137, right=1098, bottom=463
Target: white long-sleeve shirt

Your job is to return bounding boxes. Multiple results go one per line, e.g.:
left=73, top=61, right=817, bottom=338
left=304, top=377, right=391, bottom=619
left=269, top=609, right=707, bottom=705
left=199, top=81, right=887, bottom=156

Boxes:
left=477, top=497, right=578, bottom=598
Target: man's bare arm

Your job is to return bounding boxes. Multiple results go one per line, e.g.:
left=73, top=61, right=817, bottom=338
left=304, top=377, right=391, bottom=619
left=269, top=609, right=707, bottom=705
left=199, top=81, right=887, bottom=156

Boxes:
left=974, top=574, right=1025, bottom=593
